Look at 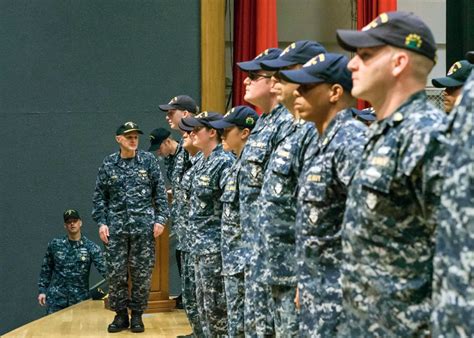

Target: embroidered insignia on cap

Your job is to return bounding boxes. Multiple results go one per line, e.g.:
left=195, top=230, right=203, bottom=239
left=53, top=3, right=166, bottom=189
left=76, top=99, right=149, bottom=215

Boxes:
left=125, top=122, right=135, bottom=128
left=281, top=42, right=296, bottom=56
left=362, top=13, right=389, bottom=31
left=196, top=111, right=209, bottom=118
left=65, top=209, right=74, bottom=215
left=224, top=108, right=235, bottom=118
left=150, top=135, right=155, bottom=140
left=169, top=97, right=177, bottom=104
left=303, top=53, right=325, bottom=67
left=245, top=117, right=255, bottom=125
left=255, top=49, right=270, bottom=59
left=447, top=62, right=462, bottom=75
left=405, top=34, right=422, bottom=49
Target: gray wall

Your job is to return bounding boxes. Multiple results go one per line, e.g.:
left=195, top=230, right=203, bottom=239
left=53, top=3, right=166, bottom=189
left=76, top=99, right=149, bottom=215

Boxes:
left=0, top=0, right=200, bottom=334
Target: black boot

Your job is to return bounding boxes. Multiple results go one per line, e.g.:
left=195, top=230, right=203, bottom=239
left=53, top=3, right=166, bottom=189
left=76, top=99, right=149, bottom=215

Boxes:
left=130, top=310, right=145, bottom=333
left=107, top=309, right=129, bottom=333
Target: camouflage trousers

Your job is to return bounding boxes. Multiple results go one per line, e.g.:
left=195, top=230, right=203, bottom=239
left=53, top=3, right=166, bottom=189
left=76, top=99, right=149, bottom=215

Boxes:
left=224, top=273, right=245, bottom=338
left=45, top=286, right=90, bottom=314
left=271, top=285, right=298, bottom=337
left=244, top=263, right=275, bottom=337
left=298, top=276, right=342, bottom=337
left=181, top=251, right=205, bottom=337
left=104, top=233, right=155, bottom=312
left=194, top=253, right=228, bottom=337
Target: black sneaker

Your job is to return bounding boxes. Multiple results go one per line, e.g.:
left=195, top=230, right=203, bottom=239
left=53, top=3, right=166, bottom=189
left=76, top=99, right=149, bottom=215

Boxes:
left=107, top=310, right=129, bottom=333
left=130, top=311, right=145, bottom=333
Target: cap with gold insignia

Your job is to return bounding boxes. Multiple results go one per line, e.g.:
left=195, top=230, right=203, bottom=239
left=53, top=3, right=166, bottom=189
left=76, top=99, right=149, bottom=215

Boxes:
left=336, top=11, right=437, bottom=62
left=158, top=95, right=198, bottom=114
left=63, top=209, right=81, bottom=222
left=116, top=121, right=143, bottom=136
left=237, top=48, right=283, bottom=72
left=148, top=128, right=171, bottom=151
left=181, top=111, right=224, bottom=129
left=260, top=40, right=327, bottom=70
left=432, top=60, right=473, bottom=88
left=279, top=53, right=353, bottom=91
left=208, top=106, right=259, bottom=130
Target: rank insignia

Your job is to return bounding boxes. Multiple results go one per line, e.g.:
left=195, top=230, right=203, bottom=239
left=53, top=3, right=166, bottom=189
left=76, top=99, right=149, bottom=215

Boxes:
left=366, top=193, right=377, bottom=209
left=309, top=208, right=319, bottom=224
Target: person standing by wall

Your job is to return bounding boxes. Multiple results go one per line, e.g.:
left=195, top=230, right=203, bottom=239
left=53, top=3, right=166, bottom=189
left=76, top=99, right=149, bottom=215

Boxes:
left=38, top=209, right=106, bottom=315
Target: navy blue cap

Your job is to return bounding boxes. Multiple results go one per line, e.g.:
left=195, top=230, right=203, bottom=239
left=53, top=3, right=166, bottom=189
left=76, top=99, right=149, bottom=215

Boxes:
left=279, top=53, right=353, bottom=91
left=208, top=106, right=259, bottom=130
left=432, top=60, right=473, bottom=88
left=178, top=117, right=194, bottom=132
left=184, top=111, right=223, bottom=129
left=158, top=95, right=198, bottom=114
left=467, top=52, right=474, bottom=64
left=337, top=11, right=437, bottom=62
left=148, top=128, right=171, bottom=151
left=237, top=48, right=283, bottom=71
left=352, top=107, right=376, bottom=122
left=260, top=40, right=327, bottom=70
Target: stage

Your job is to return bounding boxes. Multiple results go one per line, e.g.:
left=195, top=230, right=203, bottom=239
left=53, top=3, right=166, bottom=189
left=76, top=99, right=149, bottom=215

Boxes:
left=3, top=300, right=192, bottom=337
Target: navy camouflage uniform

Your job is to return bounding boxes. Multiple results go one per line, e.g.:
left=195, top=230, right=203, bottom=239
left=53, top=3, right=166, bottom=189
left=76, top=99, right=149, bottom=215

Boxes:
left=296, top=109, right=367, bottom=336
left=38, top=236, right=106, bottom=314
left=176, top=152, right=205, bottom=337
left=239, top=103, right=293, bottom=336
left=432, top=71, right=474, bottom=337
left=164, top=139, right=190, bottom=235
left=190, top=144, right=235, bottom=336
left=92, top=149, right=169, bottom=313
left=339, top=92, right=447, bottom=337
left=258, top=118, right=317, bottom=336
left=221, top=158, right=246, bottom=337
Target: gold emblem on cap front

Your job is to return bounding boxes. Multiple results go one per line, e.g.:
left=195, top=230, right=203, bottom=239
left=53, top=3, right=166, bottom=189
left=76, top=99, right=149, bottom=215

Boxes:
left=303, top=53, right=325, bottom=67
left=362, top=12, right=389, bottom=31
left=448, top=62, right=462, bottom=75
left=125, top=122, right=135, bottom=128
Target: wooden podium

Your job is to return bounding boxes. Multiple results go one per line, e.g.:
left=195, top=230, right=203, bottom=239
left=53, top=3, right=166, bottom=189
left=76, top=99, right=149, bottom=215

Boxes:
left=104, top=224, right=176, bottom=313
left=145, top=224, right=176, bottom=312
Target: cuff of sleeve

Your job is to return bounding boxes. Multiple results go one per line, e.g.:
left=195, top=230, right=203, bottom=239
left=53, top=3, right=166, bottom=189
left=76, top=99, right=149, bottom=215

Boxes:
left=154, top=217, right=167, bottom=226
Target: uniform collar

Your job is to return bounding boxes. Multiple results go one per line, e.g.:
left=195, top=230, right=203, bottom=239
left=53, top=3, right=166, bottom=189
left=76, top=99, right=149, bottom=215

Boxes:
left=318, top=108, right=353, bottom=151
left=112, top=149, right=144, bottom=165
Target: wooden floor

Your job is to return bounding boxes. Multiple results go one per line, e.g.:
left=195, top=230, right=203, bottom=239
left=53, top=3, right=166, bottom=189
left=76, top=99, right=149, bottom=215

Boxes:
left=3, top=300, right=192, bottom=337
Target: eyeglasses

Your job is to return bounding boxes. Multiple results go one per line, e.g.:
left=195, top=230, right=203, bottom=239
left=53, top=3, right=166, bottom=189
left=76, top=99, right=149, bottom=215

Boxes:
left=296, top=83, right=319, bottom=95
left=248, top=71, right=273, bottom=81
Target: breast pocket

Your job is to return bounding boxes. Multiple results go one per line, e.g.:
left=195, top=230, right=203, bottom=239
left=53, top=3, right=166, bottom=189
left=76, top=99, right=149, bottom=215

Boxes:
left=300, top=181, right=327, bottom=225
left=245, top=142, right=269, bottom=187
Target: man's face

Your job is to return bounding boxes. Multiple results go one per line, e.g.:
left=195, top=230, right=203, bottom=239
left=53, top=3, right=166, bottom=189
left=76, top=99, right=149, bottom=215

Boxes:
left=166, top=109, right=186, bottom=130
left=348, top=46, right=393, bottom=102
left=116, top=131, right=139, bottom=152
left=222, top=126, right=243, bottom=152
left=64, top=219, right=82, bottom=236
left=443, top=86, right=462, bottom=113
left=155, top=139, right=174, bottom=157
left=272, top=66, right=301, bottom=113
left=293, top=82, right=331, bottom=123
left=243, top=70, right=274, bottom=106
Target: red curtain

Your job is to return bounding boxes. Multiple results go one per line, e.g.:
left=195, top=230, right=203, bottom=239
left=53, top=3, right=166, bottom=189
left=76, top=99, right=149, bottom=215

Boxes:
left=356, top=0, right=397, bottom=108
left=232, top=0, right=278, bottom=109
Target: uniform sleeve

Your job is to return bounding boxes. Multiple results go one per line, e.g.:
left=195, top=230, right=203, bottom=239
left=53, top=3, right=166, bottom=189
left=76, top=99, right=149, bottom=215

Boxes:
left=92, top=163, right=109, bottom=226
left=334, top=126, right=367, bottom=187
left=90, top=242, right=107, bottom=278
left=38, top=243, right=54, bottom=294
left=150, top=156, right=170, bottom=225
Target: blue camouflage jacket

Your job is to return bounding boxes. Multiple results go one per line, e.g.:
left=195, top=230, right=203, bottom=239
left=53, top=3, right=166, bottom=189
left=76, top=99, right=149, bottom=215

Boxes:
left=189, top=144, right=235, bottom=256
left=92, top=149, right=169, bottom=235
left=340, top=91, right=447, bottom=337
